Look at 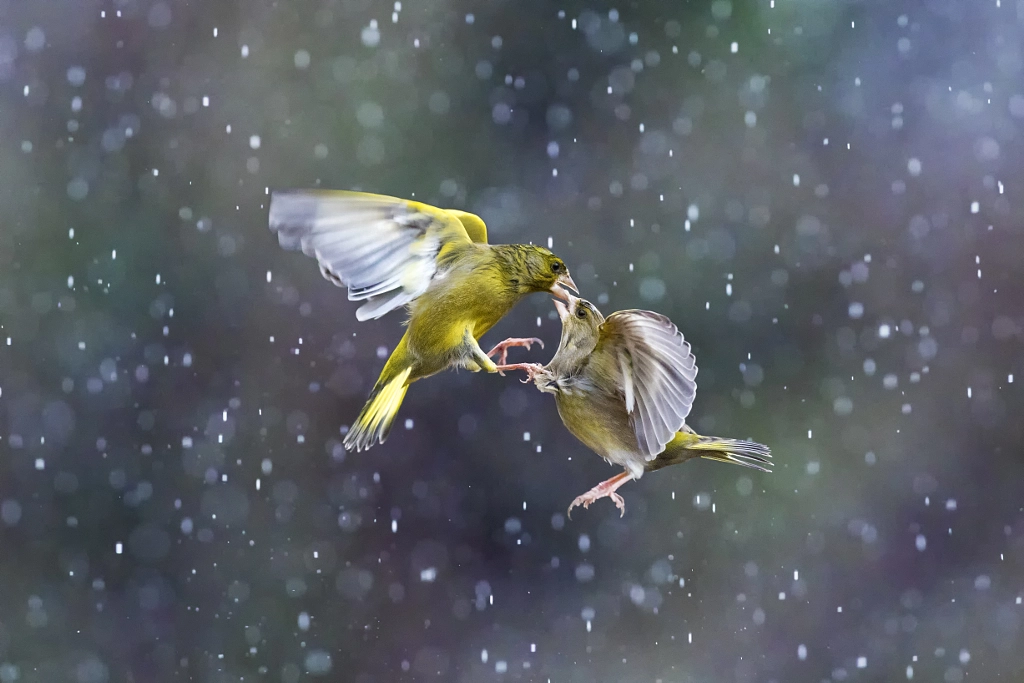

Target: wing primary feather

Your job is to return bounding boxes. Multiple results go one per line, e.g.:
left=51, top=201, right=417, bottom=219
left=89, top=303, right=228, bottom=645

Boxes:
left=620, top=350, right=635, bottom=414
left=356, top=290, right=415, bottom=321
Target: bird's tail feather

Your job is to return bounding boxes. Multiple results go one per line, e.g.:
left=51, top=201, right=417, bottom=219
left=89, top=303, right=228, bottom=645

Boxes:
left=344, top=365, right=412, bottom=452
left=683, top=435, right=772, bottom=472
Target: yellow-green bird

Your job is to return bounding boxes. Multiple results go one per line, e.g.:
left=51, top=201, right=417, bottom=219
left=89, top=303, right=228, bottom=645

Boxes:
left=269, top=190, right=577, bottom=452
left=496, top=294, right=771, bottom=517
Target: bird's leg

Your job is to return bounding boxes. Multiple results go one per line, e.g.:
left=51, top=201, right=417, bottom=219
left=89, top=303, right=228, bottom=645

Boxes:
left=567, top=471, right=634, bottom=518
left=493, top=362, right=546, bottom=382
left=465, top=330, right=499, bottom=373
left=486, top=337, right=544, bottom=366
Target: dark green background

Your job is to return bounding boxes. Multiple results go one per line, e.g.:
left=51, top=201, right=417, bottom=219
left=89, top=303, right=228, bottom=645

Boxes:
left=2, top=0, right=1023, bottom=681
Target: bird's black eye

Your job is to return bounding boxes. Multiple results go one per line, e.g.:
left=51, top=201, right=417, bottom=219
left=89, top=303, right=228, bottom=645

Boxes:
left=551, top=262, right=561, bottom=273
left=576, top=308, right=587, bottom=319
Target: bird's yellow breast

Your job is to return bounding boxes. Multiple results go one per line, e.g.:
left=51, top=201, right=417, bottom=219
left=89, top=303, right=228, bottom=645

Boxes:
left=404, top=245, right=520, bottom=365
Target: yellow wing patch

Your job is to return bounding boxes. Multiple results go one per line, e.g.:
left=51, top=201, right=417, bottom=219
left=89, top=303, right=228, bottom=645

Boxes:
left=445, top=209, right=488, bottom=244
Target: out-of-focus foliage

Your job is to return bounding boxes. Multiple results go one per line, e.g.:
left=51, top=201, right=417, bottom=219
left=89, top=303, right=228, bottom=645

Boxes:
left=1, top=0, right=1023, bottom=681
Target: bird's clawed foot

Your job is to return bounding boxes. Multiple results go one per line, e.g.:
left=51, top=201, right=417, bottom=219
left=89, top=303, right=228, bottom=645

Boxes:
left=487, top=337, right=544, bottom=367
left=568, top=490, right=626, bottom=518
left=566, top=471, right=634, bottom=519
left=494, top=362, right=546, bottom=382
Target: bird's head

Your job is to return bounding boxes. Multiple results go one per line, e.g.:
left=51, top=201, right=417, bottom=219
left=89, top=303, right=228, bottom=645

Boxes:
left=549, top=294, right=604, bottom=372
left=506, top=245, right=578, bottom=300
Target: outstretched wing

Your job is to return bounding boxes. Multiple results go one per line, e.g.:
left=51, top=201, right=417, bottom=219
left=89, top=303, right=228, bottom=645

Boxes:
left=594, top=310, right=698, bottom=458
left=269, top=190, right=486, bottom=320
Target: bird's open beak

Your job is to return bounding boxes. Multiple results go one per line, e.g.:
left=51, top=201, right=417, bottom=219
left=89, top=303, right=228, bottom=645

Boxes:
left=553, top=298, right=569, bottom=322
left=553, top=291, right=579, bottom=322
left=550, top=272, right=578, bottom=301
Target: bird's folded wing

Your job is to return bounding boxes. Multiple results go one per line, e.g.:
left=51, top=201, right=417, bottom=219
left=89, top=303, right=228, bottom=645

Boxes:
left=444, top=209, right=488, bottom=244
left=269, top=190, right=484, bottom=320
left=595, top=310, right=698, bottom=458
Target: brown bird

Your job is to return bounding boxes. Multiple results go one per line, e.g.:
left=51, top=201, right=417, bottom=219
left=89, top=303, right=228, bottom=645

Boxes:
left=495, top=294, right=771, bottom=517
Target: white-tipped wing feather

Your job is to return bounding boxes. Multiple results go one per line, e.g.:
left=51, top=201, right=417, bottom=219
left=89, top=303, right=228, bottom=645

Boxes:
left=596, top=310, right=698, bottom=458
left=269, top=190, right=482, bottom=320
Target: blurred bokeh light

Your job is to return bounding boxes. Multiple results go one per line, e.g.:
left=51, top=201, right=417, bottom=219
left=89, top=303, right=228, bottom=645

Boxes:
left=2, top=1, right=1024, bottom=681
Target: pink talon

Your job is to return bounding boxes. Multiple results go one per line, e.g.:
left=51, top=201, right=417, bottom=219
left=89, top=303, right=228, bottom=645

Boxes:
left=567, top=471, right=634, bottom=519
left=494, top=362, right=546, bottom=383
left=487, top=337, right=544, bottom=366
